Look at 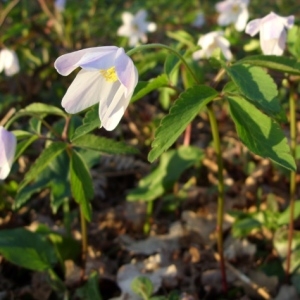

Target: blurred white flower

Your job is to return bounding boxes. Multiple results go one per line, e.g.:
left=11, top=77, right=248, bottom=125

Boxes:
left=216, top=0, right=249, bottom=31
left=117, top=9, right=157, bottom=47
left=192, top=12, right=205, bottom=28
left=54, top=46, right=138, bottom=131
left=0, top=127, right=16, bottom=180
left=245, top=12, right=294, bottom=55
left=0, top=49, right=20, bottom=76
left=54, top=0, right=66, bottom=12
left=193, top=31, right=233, bottom=61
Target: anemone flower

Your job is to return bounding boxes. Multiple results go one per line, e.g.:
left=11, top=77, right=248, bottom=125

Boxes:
left=0, top=49, right=20, bottom=76
left=216, top=0, right=249, bottom=31
left=0, top=127, right=16, bottom=180
left=117, top=9, right=157, bottom=47
left=245, top=12, right=294, bottom=55
left=54, top=46, right=138, bottom=131
left=193, top=31, right=233, bottom=61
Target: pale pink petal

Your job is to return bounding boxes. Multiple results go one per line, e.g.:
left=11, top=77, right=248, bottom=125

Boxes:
left=61, top=70, right=102, bottom=113
left=54, top=46, right=117, bottom=76
left=77, top=51, right=116, bottom=70
left=0, top=127, right=16, bottom=180
left=284, top=15, right=295, bottom=29
left=218, top=12, right=235, bottom=26
left=245, top=18, right=262, bottom=36
left=215, top=1, right=231, bottom=12
left=115, top=48, right=138, bottom=95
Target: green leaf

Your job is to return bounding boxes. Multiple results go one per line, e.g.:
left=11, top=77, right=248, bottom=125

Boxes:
left=12, top=130, right=34, bottom=140
left=20, top=142, right=67, bottom=189
left=70, top=150, right=93, bottom=221
left=131, top=276, right=154, bottom=299
left=235, top=55, right=300, bottom=75
left=149, top=85, right=217, bottom=162
left=164, top=54, right=180, bottom=81
left=232, top=217, right=261, bottom=238
left=278, top=201, right=300, bottom=226
left=71, top=105, right=101, bottom=141
left=14, top=135, right=39, bottom=161
left=166, top=30, right=195, bottom=47
left=287, top=25, right=300, bottom=59
left=72, top=134, right=138, bottom=155
left=127, top=146, right=203, bottom=202
left=75, top=271, right=102, bottom=300
left=0, top=228, right=56, bottom=271
left=131, top=74, right=169, bottom=103
left=225, top=64, right=281, bottom=118
left=228, top=95, right=296, bottom=171
left=22, top=103, right=66, bottom=117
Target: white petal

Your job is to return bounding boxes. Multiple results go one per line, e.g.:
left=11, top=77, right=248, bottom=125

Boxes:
left=77, top=50, right=117, bottom=70
left=192, top=49, right=205, bottom=60
left=117, top=24, right=132, bottom=37
left=115, top=48, right=138, bottom=95
left=61, top=69, right=102, bottom=114
left=215, top=0, right=231, bottom=13
left=147, top=22, right=157, bottom=32
left=54, top=46, right=118, bottom=76
left=128, top=35, right=140, bottom=47
left=245, top=19, right=262, bottom=36
left=135, top=10, right=147, bottom=23
left=99, top=82, right=131, bottom=131
left=0, top=127, right=16, bottom=180
left=217, top=38, right=233, bottom=60
left=121, top=12, right=134, bottom=25
left=235, top=8, right=249, bottom=31
left=0, top=49, right=20, bottom=76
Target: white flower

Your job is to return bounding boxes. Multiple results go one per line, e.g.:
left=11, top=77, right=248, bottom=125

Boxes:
left=0, top=127, right=16, bottom=180
left=192, top=12, right=205, bottom=28
left=216, top=0, right=249, bottom=31
left=117, top=9, right=157, bottom=47
left=54, top=46, right=138, bottom=131
left=245, top=12, right=294, bottom=56
left=55, top=0, right=66, bottom=12
left=0, top=49, right=20, bottom=76
left=193, top=31, right=233, bottom=61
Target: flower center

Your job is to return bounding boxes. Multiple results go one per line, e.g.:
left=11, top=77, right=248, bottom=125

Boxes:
left=100, top=67, right=118, bottom=82
left=231, top=4, right=240, bottom=13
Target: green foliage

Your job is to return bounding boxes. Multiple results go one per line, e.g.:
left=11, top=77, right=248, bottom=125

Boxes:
left=127, top=146, right=203, bottom=202
left=131, top=74, right=170, bottom=103
left=71, top=105, right=101, bottom=140
left=236, top=55, right=300, bottom=75
left=149, top=85, right=218, bottom=162
left=70, top=150, right=94, bottom=221
left=72, top=134, right=139, bottom=155
left=0, top=228, right=56, bottom=271
left=19, top=142, right=67, bottom=190
left=75, top=271, right=102, bottom=300
left=228, top=95, right=295, bottom=171
left=225, top=64, right=282, bottom=119
left=131, top=276, right=154, bottom=300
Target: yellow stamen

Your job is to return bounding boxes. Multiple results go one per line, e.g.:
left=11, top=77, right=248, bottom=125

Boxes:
left=100, top=67, right=118, bottom=82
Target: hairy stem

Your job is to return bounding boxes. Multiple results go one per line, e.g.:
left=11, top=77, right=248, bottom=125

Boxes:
left=286, top=86, right=297, bottom=280
left=80, top=205, right=88, bottom=281
left=207, top=104, right=227, bottom=292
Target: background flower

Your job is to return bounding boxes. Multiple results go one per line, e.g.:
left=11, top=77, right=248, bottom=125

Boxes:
left=216, top=0, right=249, bottom=31
left=193, top=31, right=233, bottom=61
left=192, top=12, right=205, bottom=28
left=0, top=49, right=20, bottom=76
left=0, top=127, right=16, bottom=180
left=117, top=9, right=157, bottom=47
left=55, top=46, right=138, bottom=131
left=245, top=11, right=294, bottom=55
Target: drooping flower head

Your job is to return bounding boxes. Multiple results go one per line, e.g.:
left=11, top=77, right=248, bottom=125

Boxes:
left=117, top=9, right=157, bottom=47
left=216, top=0, right=249, bottom=31
left=245, top=12, right=294, bottom=56
left=0, top=49, right=20, bottom=76
left=193, top=31, right=233, bottom=61
left=54, top=46, right=138, bottom=131
left=0, top=127, right=16, bottom=180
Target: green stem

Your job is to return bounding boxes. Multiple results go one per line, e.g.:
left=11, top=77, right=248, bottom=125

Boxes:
left=80, top=204, right=88, bottom=281
left=144, top=201, right=153, bottom=234
left=286, top=86, right=297, bottom=280
left=127, top=43, right=199, bottom=85
left=207, top=104, right=227, bottom=292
